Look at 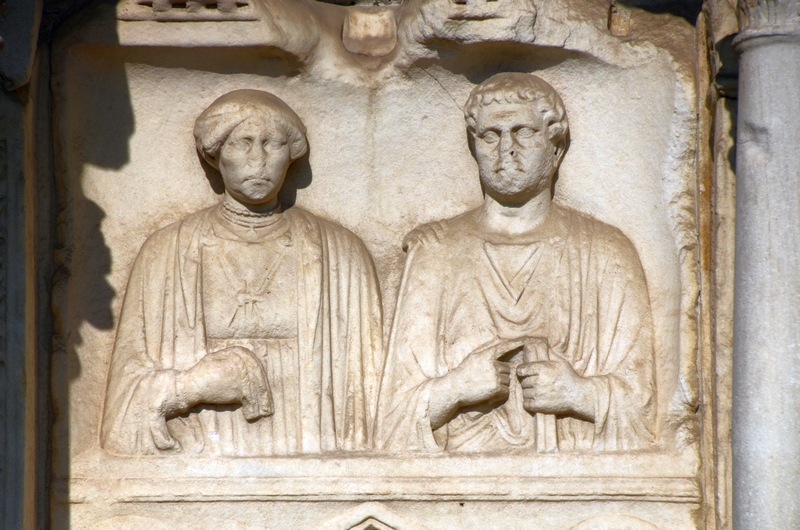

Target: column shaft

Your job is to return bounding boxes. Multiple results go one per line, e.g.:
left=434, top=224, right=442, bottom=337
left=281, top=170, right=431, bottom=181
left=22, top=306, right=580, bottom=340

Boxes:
left=733, top=5, right=800, bottom=526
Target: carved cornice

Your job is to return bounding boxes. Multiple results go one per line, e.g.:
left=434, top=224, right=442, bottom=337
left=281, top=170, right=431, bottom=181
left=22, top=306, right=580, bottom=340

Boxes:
left=736, top=0, right=800, bottom=48
left=117, top=0, right=258, bottom=21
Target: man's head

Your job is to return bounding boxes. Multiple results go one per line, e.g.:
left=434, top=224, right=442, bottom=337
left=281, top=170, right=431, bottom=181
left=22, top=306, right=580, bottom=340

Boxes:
left=464, top=73, right=569, bottom=205
left=194, top=90, right=308, bottom=206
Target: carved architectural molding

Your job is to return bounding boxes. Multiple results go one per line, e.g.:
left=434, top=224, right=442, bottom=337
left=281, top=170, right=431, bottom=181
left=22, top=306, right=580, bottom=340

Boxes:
left=569, top=514, right=662, bottom=530
left=322, top=502, right=429, bottom=530
left=737, top=0, right=800, bottom=44
left=117, top=0, right=258, bottom=21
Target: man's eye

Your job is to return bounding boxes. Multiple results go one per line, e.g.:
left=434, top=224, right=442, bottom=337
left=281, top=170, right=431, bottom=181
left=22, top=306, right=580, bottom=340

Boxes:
left=515, top=127, right=536, bottom=139
left=266, top=137, right=288, bottom=148
left=481, top=131, right=499, bottom=143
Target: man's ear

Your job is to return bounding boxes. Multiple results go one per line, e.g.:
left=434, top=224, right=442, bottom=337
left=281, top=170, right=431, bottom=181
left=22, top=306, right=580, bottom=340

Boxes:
left=467, top=128, right=477, bottom=158
left=554, top=137, right=567, bottom=165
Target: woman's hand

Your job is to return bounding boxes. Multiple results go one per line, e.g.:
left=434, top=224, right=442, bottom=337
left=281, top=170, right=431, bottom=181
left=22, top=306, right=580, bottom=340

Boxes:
left=170, top=347, right=271, bottom=416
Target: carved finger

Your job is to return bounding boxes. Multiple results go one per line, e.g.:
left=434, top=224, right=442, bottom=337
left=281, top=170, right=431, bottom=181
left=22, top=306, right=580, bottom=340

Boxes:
left=519, top=375, right=538, bottom=388
left=495, top=362, right=512, bottom=375
left=402, top=222, right=445, bottom=252
left=544, top=360, right=562, bottom=370
left=150, top=415, right=178, bottom=452
left=517, top=363, right=541, bottom=377
left=522, top=388, right=540, bottom=400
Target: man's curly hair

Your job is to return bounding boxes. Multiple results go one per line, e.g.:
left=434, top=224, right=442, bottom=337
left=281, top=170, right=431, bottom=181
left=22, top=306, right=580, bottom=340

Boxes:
left=464, top=73, right=569, bottom=145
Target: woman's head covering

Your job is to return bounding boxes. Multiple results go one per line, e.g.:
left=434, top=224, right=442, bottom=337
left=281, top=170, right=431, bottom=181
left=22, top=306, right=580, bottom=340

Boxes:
left=194, top=89, right=308, bottom=169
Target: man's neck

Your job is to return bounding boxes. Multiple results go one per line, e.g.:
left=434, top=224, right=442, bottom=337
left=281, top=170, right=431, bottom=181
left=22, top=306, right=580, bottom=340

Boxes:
left=478, top=191, right=552, bottom=237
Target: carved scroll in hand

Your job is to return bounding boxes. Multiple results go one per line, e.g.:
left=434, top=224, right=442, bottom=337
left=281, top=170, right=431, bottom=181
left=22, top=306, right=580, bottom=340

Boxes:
left=522, top=339, right=557, bottom=453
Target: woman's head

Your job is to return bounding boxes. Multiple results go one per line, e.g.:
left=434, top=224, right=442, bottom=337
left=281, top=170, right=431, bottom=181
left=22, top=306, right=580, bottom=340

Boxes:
left=194, top=90, right=308, bottom=206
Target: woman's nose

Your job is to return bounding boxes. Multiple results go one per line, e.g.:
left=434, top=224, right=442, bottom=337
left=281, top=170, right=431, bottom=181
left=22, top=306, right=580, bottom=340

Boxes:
left=246, top=145, right=267, bottom=166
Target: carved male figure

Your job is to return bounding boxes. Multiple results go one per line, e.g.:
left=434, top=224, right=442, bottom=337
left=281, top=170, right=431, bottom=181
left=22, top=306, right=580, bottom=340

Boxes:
left=377, top=73, right=656, bottom=452
left=102, top=90, right=383, bottom=455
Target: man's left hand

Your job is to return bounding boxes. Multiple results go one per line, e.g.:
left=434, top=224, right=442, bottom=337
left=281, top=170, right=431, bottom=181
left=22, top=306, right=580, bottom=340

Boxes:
left=517, top=354, right=596, bottom=421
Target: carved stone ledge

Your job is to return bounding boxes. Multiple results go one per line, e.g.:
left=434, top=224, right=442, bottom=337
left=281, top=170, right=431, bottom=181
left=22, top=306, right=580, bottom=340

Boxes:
left=62, top=475, right=700, bottom=504
left=56, top=451, right=700, bottom=505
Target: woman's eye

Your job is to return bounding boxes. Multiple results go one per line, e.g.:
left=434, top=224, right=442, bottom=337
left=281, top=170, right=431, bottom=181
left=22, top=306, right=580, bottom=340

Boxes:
left=232, top=138, right=253, bottom=150
left=481, top=131, right=499, bottom=143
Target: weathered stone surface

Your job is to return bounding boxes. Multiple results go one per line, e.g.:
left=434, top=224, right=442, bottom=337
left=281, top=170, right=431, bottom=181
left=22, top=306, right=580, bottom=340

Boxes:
left=7, top=0, right=793, bottom=527
left=733, top=1, right=800, bottom=528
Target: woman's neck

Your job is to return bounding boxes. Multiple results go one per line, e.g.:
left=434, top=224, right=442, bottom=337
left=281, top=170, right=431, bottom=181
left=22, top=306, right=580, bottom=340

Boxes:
left=220, top=194, right=282, bottom=229
left=223, top=193, right=280, bottom=215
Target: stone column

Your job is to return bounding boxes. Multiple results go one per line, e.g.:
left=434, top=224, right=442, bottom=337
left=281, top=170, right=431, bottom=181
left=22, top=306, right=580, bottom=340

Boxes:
left=733, top=1, right=800, bottom=527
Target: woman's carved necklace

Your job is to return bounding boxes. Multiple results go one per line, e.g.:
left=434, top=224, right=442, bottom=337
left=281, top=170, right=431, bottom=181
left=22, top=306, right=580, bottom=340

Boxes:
left=221, top=200, right=283, bottom=229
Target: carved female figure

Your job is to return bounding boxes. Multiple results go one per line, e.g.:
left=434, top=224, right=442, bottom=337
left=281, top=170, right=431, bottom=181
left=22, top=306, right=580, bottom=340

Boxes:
left=101, top=90, right=383, bottom=456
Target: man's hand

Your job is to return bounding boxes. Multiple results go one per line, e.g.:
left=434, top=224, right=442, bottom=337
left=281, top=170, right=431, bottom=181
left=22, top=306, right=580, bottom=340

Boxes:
left=517, top=353, right=596, bottom=421
left=450, top=343, right=517, bottom=407
left=427, top=343, right=520, bottom=430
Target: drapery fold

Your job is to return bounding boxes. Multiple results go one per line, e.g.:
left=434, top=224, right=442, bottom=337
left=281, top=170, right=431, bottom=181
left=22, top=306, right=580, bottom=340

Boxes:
left=101, top=206, right=383, bottom=455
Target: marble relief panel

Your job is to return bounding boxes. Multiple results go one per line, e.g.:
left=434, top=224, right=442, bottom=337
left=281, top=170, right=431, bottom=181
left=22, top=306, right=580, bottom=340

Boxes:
left=50, top=0, right=706, bottom=527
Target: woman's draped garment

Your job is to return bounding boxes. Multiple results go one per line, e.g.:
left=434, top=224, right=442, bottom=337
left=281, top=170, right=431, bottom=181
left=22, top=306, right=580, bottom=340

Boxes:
left=101, top=205, right=383, bottom=455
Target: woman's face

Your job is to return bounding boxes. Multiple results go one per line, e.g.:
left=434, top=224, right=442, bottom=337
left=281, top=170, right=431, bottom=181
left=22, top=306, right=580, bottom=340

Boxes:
left=218, top=115, right=292, bottom=207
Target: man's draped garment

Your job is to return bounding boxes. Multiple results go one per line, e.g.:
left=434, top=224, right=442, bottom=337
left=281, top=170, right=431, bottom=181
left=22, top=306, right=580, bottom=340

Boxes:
left=102, top=205, right=383, bottom=455
left=377, top=205, right=656, bottom=452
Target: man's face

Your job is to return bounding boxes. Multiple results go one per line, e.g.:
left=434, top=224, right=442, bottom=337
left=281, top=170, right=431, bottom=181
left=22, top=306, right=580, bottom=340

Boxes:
left=218, top=115, right=292, bottom=206
left=473, top=101, right=561, bottom=205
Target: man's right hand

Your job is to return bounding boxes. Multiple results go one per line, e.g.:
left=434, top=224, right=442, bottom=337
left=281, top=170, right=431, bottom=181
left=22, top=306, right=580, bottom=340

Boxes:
left=449, top=343, right=516, bottom=407
left=428, top=343, right=520, bottom=431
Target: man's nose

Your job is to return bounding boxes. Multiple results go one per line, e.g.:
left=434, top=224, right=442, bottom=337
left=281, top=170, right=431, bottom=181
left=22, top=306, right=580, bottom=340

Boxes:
left=498, top=131, right=516, bottom=157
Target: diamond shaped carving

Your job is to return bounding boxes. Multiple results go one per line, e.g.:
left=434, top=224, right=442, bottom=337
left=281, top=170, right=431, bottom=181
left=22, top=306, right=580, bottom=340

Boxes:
left=348, top=517, right=397, bottom=530
left=323, top=502, right=428, bottom=530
